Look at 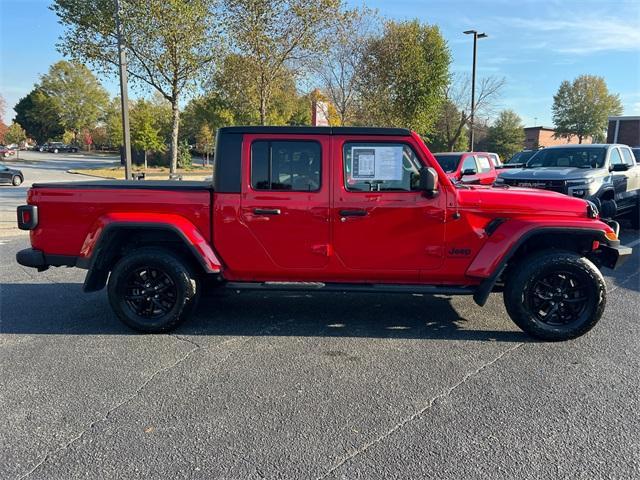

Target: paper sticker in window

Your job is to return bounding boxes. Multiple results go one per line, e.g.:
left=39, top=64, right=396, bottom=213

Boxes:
left=351, top=146, right=403, bottom=181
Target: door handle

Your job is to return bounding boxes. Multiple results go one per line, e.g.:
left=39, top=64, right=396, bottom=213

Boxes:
left=254, top=208, right=281, bottom=215
left=339, top=209, right=367, bottom=217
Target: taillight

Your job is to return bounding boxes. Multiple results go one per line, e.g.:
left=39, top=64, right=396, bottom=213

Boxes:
left=17, top=205, right=38, bottom=230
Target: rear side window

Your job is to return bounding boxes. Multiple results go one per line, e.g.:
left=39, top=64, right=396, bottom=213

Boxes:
left=477, top=155, right=492, bottom=173
left=461, top=156, right=478, bottom=173
left=251, top=141, right=321, bottom=191
left=621, top=148, right=636, bottom=166
left=343, top=143, right=422, bottom=192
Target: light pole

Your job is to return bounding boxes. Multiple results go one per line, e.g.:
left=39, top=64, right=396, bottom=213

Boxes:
left=115, top=0, right=132, bottom=180
left=463, top=30, right=487, bottom=151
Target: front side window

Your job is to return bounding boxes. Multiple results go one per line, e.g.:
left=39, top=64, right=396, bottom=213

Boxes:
left=251, top=140, right=321, bottom=191
left=343, top=143, right=422, bottom=192
left=461, top=156, right=478, bottom=174
left=609, top=148, right=623, bottom=166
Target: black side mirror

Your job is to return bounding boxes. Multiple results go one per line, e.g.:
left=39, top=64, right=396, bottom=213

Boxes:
left=419, top=167, right=439, bottom=196
left=610, top=163, right=629, bottom=172
left=462, top=168, right=477, bottom=176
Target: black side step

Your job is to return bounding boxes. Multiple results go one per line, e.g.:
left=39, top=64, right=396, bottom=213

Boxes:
left=224, top=281, right=475, bottom=296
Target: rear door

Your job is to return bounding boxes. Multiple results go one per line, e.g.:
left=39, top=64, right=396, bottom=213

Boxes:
left=331, top=136, right=446, bottom=281
left=240, top=134, right=331, bottom=270
left=608, top=147, right=634, bottom=209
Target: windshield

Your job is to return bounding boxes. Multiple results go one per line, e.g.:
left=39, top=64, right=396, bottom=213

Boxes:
left=434, top=154, right=462, bottom=173
left=526, top=147, right=606, bottom=168
left=505, top=151, right=535, bottom=165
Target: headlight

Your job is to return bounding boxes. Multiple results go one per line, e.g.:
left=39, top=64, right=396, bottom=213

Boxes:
left=567, top=178, right=595, bottom=187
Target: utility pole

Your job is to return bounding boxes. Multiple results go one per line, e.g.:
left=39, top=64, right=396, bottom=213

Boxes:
left=463, top=30, right=487, bottom=151
left=115, top=0, right=132, bottom=180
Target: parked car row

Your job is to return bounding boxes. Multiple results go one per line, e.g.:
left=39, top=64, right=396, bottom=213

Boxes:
left=432, top=144, right=640, bottom=227
left=35, top=142, right=79, bottom=153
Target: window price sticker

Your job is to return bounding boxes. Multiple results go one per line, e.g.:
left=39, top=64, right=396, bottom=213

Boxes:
left=351, top=146, right=403, bottom=181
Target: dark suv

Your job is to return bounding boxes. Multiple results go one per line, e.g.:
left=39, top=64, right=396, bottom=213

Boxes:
left=497, top=144, right=640, bottom=226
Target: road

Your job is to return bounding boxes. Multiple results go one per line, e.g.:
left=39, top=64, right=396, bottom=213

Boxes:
left=0, top=150, right=118, bottom=236
left=1, top=155, right=639, bottom=478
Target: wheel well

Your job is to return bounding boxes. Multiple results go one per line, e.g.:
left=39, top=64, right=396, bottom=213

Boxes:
left=600, top=189, right=615, bottom=201
left=84, top=227, right=206, bottom=291
left=503, top=232, right=597, bottom=280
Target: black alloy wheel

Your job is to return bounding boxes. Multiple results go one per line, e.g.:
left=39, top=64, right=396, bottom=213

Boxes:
left=123, top=266, right=178, bottom=319
left=108, top=247, right=200, bottom=333
left=504, top=250, right=606, bottom=341
left=525, top=270, right=589, bottom=326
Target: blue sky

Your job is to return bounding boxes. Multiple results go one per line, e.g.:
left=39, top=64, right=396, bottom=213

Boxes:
left=1, top=0, right=639, bottom=127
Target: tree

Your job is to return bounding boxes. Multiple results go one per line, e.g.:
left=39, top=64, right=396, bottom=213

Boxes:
left=196, top=124, right=214, bottom=165
left=427, top=100, right=468, bottom=152
left=181, top=91, right=234, bottom=145
left=552, top=75, right=623, bottom=144
left=52, top=0, right=219, bottom=173
left=432, top=74, right=504, bottom=151
left=486, top=110, right=525, bottom=160
left=221, top=0, right=341, bottom=124
left=0, top=94, right=7, bottom=143
left=14, top=88, right=65, bottom=143
left=131, top=100, right=166, bottom=170
left=210, top=53, right=308, bottom=126
left=5, top=122, right=27, bottom=158
left=39, top=61, right=109, bottom=142
left=356, top=20, right=450, bottom=135
left=314, top=7, right=379, bottom=125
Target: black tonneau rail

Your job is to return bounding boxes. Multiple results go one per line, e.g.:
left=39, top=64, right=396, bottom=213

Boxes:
left=31, top=180, right=213, bottom=191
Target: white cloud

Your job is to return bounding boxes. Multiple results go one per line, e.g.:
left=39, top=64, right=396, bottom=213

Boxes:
left=495, top=14, right=640, bottom=55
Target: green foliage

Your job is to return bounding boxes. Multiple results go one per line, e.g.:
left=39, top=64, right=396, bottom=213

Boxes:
left=181, top=92, right=234, bottom=144
left=177, top=140, right=192, bottom=169
left=486, top=110, right=525, bottom=159
left=52, top=0, right=220, bottom=173
left=39, top=60, right=109, bottom=139
left=552, top=75, right=623, bottom=143
left=357, top=20, right=450, bottom=135
left=131, top=100, right=166, bottom=156
left=221, top=0, right=341, bottom=124
left=4, top=122, right=27, bottom=146
left=14, top=88, right=65, bottom=142
left=62, top=130, right=75, bottom=144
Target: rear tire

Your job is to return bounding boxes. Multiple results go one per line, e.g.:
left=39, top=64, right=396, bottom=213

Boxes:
left=503, top=250, right=606, bottom=341
left=107, top=247, right=200, bottom=333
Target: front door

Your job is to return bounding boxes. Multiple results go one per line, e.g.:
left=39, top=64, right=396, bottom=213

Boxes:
left=332, top=137, right=446, bottom=282
left=240, top=135, right=331, bottom=272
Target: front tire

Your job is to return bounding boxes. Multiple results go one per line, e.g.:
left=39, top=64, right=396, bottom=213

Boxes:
left=503, top=250, right=606, bottom=341
left=12, top=176, right=22, bottom=186
left=107, top=247, right=200, bottom=333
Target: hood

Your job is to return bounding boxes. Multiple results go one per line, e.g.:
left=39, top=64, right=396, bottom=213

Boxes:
left=457, top=185, right=589, bottom=217
left=498, top=167, right=600, bottom=181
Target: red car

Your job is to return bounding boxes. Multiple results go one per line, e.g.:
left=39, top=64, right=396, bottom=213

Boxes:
left=433, top=152, right=498, bottom=185
left=16, top=127, right=630, bottom=340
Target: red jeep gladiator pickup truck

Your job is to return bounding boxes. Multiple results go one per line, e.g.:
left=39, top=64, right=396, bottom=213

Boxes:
left=16, top=127, right=631, bottom=340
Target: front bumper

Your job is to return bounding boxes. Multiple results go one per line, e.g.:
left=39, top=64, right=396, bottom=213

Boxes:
left=590, top=243, right=632, bottom=270
left=16, top=248, right=80, bottom=272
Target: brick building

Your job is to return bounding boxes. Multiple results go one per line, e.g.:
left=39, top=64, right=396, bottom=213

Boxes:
left=523, top=126, right=591, bottom=149
left=607, top=116, right=640, bottom=146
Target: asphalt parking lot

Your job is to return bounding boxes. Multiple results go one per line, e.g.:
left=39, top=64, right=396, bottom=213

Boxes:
left=1, top=155, right=639, bottom=479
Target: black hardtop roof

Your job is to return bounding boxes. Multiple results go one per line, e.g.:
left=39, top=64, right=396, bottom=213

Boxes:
left=217, top=126, right=412, bottom=136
